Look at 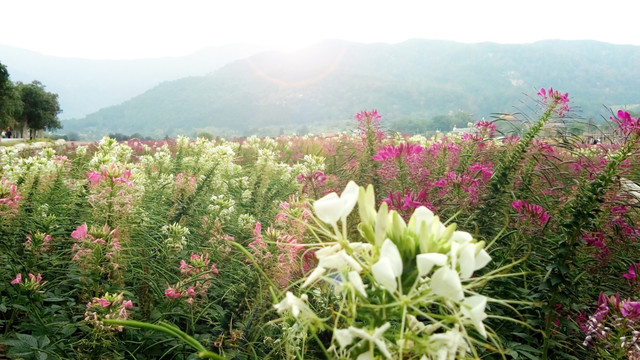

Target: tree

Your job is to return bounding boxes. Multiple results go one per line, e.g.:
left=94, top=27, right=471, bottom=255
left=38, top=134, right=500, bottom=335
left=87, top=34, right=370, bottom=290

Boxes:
left=0, top=62, right=21, bottom=131
left=15, top=81, right=62, bottom=139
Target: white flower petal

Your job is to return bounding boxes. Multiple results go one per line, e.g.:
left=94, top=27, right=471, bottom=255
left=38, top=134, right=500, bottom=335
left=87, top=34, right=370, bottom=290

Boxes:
left=348, top=271, right=368, bottom=297
left=380, top=239, right=403, bottom=277
left=461, top=295, right=488, bottom=338
left=356, top=351, right=374, bottom=360
left=313, top=193, right=342, bottom=224
left=450, top=230, right=473, bottom=244
left=416, top=253, right=448, bottom=277
left=339, top=181, right=360, bottom=220
left=318, top=250, right=362, bottom=272
left=334, top=328, right=353, bottom=349
left=431, top=267, right=464, bottom=302
left=302, top=266, right=326, bottom=288
left=474, top=249, right=491, bottom=271
left=372, top=257, right=397, bottom=293
left=459, top=243, right=476, bottom=279
left=409, top=206, right=435, bottom=232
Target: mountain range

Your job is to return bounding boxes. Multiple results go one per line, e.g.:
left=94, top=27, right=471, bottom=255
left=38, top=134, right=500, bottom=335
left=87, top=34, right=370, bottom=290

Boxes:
left=0, top=43, right=264, bottom=119
left=4, top=39, right=640, bottom=139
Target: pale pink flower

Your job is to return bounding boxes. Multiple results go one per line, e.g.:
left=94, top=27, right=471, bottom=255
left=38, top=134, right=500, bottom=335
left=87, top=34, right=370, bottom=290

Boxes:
left=165, top=286, right=181, bottom=299
left=210, top=264, right=219, bottom=275
left=11, top=273, right=22, bottom=284
left=71, top=224, right=88, bottom=240
left=122, top=300, right=134, bottom=309
left=96, top=298, right=111, bottom=307
left=86, top=171, right=102, bottom=186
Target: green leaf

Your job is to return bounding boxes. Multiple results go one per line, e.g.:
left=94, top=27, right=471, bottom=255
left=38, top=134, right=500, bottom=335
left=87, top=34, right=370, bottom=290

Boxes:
left=16, top=333, right=38, bottom=348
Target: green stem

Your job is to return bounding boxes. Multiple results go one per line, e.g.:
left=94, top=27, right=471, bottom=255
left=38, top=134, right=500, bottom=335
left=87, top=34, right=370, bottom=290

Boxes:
left=229, top=241, right=281, bottom=295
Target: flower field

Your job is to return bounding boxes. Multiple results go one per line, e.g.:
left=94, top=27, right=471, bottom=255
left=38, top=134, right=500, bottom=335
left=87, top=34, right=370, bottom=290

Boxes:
left=2, top=89, right=640, bottom=359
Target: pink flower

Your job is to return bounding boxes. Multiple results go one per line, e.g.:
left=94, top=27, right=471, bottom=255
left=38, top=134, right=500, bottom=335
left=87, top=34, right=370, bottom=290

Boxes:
left=611, top=110, right=640, bottom=136
left=623, top=263, right=640, bottom=281
left=96, top=298, right=111, bottom=307
left=71, top=224, right=88, bottom=240
left=210, top=264, right=219, bottom=275
left=186, top=286, right=197, bottom=297
left=512, top=199, right=551, bottom=225
left=253, top=222, right=262, bottom=236
left=28, top=273, right=42, bottom=283
left=179, top=260, right=190, bottom=274
left=11, top=273, right=22, bottom=284
left=122, top=300, right=134, bottom=309
left=86, top=170, right=102, bottom=186
left=164, top=286, right=181, bottom=300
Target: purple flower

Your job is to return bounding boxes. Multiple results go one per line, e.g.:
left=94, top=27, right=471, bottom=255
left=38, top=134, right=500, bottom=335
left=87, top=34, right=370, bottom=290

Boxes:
left=623, top=263, right=640, bottom=281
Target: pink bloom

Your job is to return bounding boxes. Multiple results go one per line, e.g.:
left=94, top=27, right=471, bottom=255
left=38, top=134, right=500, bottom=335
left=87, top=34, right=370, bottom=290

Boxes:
left=11, top=273, right=22, bottom=284
left=611, top=110, right=640, bottom=136
left=623, top=263, right=640, bottom=281
left=122, top=300, right=134, bottom=309
left=96, top=298, right=111, bottom=307
left=186, top=286, right=197, bottom=297
left=179, top=260, right=190, bottom=274
left=511, top=199, right=551, bottom=225
left=190, top=253, right=201, bottom=261
left=210, top=264, right=219, bottom=275
left=253, top=222, right=262, bottom=236
left=71, top=224, right=88, bottom=240
left=86, top=170, right=102, bottom=186
left=28, top=273, right=42, bottom=283
left=620, top=300, right=640, bottom=319
left=72, top=249, right=93, bottom=261
left=164, top=286, right=181, bottom=299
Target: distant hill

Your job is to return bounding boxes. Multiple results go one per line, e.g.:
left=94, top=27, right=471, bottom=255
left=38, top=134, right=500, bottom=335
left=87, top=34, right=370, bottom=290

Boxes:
left=0, top=43, right=264, bottom=118
left=61, top=39, right=640, bottom=139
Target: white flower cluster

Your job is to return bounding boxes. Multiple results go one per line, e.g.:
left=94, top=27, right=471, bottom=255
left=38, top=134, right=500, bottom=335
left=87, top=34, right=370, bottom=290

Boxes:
left=275, top=181, right=494, bottom=359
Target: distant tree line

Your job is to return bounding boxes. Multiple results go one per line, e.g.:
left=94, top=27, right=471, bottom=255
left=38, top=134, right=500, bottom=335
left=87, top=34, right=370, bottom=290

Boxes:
left=0, top=61, right=62, bottom=139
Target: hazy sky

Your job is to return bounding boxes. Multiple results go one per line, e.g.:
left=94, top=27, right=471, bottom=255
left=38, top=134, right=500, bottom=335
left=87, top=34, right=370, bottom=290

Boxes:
left=2, top=0, right=639, bottom=60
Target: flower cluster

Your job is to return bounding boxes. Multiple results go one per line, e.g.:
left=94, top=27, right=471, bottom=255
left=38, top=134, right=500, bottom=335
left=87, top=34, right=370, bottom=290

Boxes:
left=612, top=110, right=640, bottom=137
left=161, top=222, right=190, bottom=253
left=474, top=119, right=497, bottom=139
left=538, top=87, right=570, bottom=117
left=10, top=272, right=46, bottom=292
left=84, top=292, right=134, bottom=333
left=0, top=176, right=22, bottom=217
left=165, top=252, right=219, bottom=304
left=372, top=143, right=424, bottom=162
left=24, top=231, right=53, bottom=255
left=70, top=223, right=122, bottom=281
left=580, top=292, right=640, bottom=359
left=275, top=181, right=495, bottom=359
left=512, top=199, right=551, bottom=226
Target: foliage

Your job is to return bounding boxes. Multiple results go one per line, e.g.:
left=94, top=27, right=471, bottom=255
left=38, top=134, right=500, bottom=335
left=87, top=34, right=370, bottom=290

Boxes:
left=14, top=81, right=62, bottom=136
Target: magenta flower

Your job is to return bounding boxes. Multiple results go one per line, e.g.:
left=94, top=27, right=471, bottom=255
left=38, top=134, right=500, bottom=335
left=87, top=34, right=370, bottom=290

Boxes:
left=538, top=87, right=570, bottom=117
left=210, top=264, right=219, bottom=275
left=355, top=109, right=381, bottom=125
left=96, top=298, right=111, bottom=307
left=611, top=110, right=640, bottom=136
left=620, top=300, right=640, bottom=319
left=372, top=143, right=423, bottom=162
left=10, top=273, right=22, bottom=284
left=164, top=285, right=181, bottom=300
left=623, top=263, right=640, bottom=281
left=71, top=224, right=88, bottom=240
left=186, top=286, right=197, bottom=297
left=512, top=199, right=551, bottom=225
left=86, top=170, right=102, bottom=186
